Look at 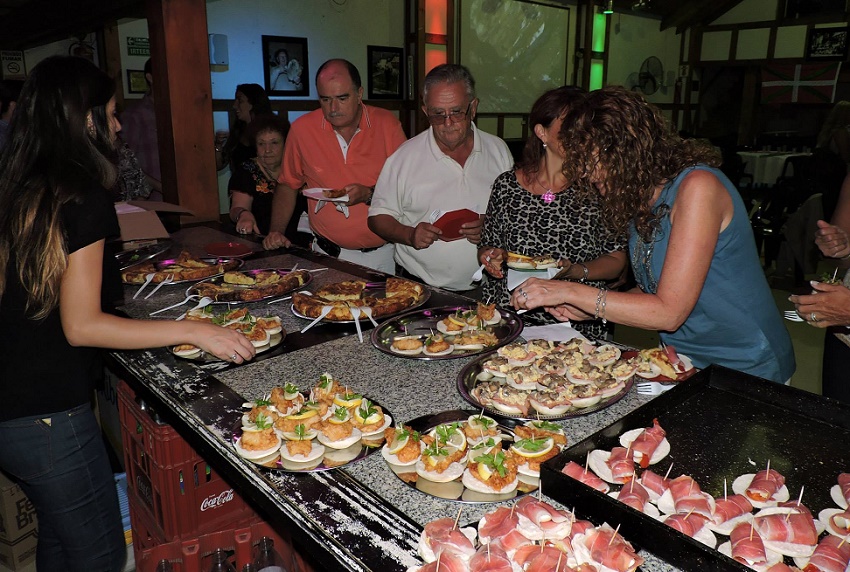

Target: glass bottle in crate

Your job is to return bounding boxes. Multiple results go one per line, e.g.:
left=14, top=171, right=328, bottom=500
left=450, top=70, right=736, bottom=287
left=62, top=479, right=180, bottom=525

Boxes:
left=253, top=537, right=287, bottom=572
left=208, top=548, right=237, bottom=572
left=155, top=560, right=174, bottom=572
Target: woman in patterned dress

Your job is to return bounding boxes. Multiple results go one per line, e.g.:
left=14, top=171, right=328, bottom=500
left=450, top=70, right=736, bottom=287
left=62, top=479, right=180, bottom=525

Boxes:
left=511, top=86, right=795, bottom=383
left=478, top=86, right=627, bottom=340
left=228, top=114, right=290, bottom=235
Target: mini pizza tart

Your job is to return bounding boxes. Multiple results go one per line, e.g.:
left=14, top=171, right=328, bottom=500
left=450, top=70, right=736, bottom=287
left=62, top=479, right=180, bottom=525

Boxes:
left=315, top=280, right=367, bottom=301
left=122, top=251, right=240, bottom=284
left=322, top=188, right=348, bottom=198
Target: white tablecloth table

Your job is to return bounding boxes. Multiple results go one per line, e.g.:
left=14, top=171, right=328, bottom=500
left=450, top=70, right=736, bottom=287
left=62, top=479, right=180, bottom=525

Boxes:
left=737, top=151, right=811, bottom=186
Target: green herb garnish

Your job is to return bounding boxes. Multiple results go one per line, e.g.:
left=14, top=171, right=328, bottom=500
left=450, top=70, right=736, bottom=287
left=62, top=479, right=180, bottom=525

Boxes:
left=253, top=413, right=273, bottom=430
left=294, top=424, right=307, bottom=440
left=474, top=451, right=508, bottom=477
left=423, top=441, right=448, bottom=458
left=253, top=398, right=272, bottom=407
left=284, top=382, right=299, bottom=395
left=530, top=420, right=560, bottom=432
left=333, top=406, right=349, bottom=421
left=435, top=422, right=461, bottom=444
left=514, top=437, right=549, bottom=452
left=357, top=399, right=377, bottom=420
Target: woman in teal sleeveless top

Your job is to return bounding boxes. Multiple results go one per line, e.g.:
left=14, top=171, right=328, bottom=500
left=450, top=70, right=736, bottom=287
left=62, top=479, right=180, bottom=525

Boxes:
left=511, top=86, right=795, bottom=383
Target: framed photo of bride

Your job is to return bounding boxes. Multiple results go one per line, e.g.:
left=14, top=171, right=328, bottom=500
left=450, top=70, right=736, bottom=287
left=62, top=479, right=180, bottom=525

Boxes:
left=262, top=35, right=309, bottom=96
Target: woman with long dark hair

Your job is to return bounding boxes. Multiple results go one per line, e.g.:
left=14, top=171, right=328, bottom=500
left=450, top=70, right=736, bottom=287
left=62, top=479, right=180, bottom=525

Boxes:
left=477, top=86, right=626, bottom=339
left=512, top=86, right=795, bottom=383
left=0, top=56, right=255, bottom=571
left=215, top=83, right=274, bottom=172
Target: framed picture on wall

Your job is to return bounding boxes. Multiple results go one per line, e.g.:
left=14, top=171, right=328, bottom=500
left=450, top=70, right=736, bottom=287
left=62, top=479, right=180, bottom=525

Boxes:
left=805, top=26, right=849, bottom=61
left=126, top=69, right=148, bottom=94
left=367, top=46, right=404, bottom=100
left=262, top=35, right=309, bottom=96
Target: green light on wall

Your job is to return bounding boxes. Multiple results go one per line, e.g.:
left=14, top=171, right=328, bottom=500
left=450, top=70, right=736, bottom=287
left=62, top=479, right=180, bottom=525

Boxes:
left=592, top=12, right=607, bottom=53
left=590, top=60, right=604, bottom=90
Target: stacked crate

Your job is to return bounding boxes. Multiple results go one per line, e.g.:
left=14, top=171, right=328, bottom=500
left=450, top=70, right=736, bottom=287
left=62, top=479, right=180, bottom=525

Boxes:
left=117, top=381, right=298, bottom=572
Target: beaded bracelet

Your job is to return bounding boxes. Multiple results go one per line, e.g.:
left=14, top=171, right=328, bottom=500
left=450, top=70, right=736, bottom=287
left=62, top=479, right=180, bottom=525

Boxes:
left=594, top=287, right=608, bottom=324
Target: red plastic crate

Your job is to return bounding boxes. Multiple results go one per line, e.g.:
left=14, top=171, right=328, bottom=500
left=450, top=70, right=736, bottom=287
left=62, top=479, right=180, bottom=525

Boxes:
left=118, top=381, right=254, bottom=540
left=135, top=517, right=304, bottom=572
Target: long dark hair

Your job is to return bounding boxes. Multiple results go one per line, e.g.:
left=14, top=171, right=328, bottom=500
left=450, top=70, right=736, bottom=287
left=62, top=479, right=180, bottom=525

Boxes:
left=560, top=86, right=719, bottom=240
left=223, top=83, right=273, bottom=165
left=516, top=86, right=587, bottom=180
left=0, top=56, right=115, bottom=318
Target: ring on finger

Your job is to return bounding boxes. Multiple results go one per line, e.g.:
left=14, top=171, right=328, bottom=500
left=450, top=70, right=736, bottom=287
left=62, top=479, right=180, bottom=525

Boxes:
left=811, top=312, right=818, bottom=323
left=230, top=353, right=239, bottom=361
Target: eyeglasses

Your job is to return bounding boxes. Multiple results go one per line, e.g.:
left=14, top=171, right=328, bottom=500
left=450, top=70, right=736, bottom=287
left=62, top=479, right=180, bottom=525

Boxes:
left=426, top=102, right=472, bottom=125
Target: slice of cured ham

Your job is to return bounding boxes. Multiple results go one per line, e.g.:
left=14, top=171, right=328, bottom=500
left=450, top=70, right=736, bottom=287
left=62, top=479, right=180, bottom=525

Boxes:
left=514, top=496, right=572, bottom=541
left=662, top=513, right=716, bottom=548
left=573, top=523, right=644, bottom=572
left=732, top=471, right=791, bottom=508
left=818, top=507, right=850, bottom=537
left=730, top=521, right=769, bottom=566
left=478, top=506, right=519, bottom=544
left=747, top=469, right=786, bottom=503
left=799, top=534, right=850, bottom=572
left=615, top=479, right=651, bottom=513
left=754, top=505, right=818, bottom=557
left=707, top=494, right=754, bottom=535
left=619, top=419, right=668, bottom=468
left=407, top=550, right=468, bottom=572
left=513, top=545, right=572, bottom=572
left=765, top=564, right=803, bottom=572
left=606, top=447, right=635, bottom=484
left=639, top=469, right=671, bottom=502
left=562, top=460, right=610, bottom=493
left=658, top=475, right=715, bottom=518
left=468, top=545, right=514, bottom=572
left=418, top=518, right=477, bottom=563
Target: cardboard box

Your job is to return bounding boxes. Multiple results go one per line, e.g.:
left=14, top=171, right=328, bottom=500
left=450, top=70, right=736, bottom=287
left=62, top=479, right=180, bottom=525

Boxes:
left=114, top=201, right=195, bottom=242
left=0, top=473, right=37, bottom=571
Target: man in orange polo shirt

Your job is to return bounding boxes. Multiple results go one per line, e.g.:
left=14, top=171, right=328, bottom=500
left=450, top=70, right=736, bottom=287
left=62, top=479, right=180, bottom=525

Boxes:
left=263, top=59, right=406, bottom=273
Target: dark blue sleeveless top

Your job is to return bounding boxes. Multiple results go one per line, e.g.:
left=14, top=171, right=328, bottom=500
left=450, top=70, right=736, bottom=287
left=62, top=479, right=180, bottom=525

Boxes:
left=628, top=165, right=795, bottom=383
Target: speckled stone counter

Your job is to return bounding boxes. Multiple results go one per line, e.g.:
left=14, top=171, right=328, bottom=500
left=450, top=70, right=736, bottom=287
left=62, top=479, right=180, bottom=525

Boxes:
left=109, top=227, right=680, bottom=572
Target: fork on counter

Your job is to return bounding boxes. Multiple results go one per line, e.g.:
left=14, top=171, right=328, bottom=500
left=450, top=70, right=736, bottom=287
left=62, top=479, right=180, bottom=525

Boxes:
left=144, top=274, right=174, bottom=299
left=636, top=382, right=676, bottom=396
left=783, top=310, right=804, bottom=322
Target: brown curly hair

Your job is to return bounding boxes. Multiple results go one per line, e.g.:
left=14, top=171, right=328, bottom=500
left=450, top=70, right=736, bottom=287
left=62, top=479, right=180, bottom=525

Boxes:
left=559, top=86, right=720, bottom=240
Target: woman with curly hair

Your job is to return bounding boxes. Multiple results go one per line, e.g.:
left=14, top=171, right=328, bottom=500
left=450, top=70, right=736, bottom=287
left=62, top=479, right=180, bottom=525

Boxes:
left=512, top=86, right=795, bottom=383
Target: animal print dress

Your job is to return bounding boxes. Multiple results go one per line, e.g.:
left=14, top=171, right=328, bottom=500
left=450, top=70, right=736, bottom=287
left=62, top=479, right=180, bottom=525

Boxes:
left=480, top=170, right=625, bottom=340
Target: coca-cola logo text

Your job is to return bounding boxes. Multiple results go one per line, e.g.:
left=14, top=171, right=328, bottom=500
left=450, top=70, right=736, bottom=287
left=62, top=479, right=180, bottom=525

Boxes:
left=200, top=489, right=234, bottom=511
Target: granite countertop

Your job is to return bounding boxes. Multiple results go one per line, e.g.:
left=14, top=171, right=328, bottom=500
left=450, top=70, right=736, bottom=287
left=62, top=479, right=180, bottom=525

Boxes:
left=110, top=226, right=680, bottom=571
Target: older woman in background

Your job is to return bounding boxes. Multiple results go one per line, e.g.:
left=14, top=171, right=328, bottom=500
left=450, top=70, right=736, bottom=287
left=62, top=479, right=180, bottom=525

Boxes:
left=215, top=83, right=274, bottom=172
left=478, top=86, right=626, bottom=340
left=512, top=86, right=795, bottom=383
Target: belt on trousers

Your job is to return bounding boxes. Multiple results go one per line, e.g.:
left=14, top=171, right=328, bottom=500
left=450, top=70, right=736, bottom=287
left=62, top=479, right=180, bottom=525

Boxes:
left=314, top=233, right=380, bottom=258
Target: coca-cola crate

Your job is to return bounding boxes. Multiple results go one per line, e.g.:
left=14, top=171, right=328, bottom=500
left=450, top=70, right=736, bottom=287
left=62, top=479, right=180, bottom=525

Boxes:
left=118, top=381, right=197, bottom=469
left=134, top=516, right=308, bottom=572
left=118, top=381, right=253, bottom=540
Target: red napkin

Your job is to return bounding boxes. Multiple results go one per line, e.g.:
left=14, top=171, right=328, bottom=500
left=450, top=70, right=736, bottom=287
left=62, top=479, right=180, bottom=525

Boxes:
left=433, top=209, right=479, bottom=241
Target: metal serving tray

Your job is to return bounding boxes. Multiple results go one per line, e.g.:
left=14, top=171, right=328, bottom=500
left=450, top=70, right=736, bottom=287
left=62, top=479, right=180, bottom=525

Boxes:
left=540, top=365, right=850, bottom=572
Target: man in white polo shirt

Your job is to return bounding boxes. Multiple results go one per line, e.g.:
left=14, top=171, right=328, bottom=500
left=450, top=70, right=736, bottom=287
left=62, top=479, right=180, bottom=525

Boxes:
left=368, top=64, right=513, bottom=292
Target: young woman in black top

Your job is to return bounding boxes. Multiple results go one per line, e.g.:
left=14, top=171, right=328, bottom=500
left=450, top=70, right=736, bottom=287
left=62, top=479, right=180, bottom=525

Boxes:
left=0, top=56, right=255, bottom=571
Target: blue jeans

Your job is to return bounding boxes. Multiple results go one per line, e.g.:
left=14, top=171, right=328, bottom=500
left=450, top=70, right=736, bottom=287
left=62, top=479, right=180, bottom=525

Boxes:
left=0, top=404, right=125, bottom=572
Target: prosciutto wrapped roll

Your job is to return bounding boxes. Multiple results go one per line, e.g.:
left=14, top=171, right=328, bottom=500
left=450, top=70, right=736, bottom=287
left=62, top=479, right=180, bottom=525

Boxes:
left=628, top=418, right=666, bottom=468
left=639, top=469, right=671, bottom=500
left=513, top=545, right=572, bottom=572
left=478, top=506, right=532, bottom=558
left=468, top=545, right=514, bottom=572
left=730, top=522, right=768, bottom=566
left=667, top=475, right=715, bottom=518
left=712, top=494, right=753, bottom=524
left=616, top=479, right=651, bottom=512
left=803, top=534, right=850, bottom=572
left=665, top=513, right=710, bottom=537
left=575, top=524, right=644, bottom=572
left=562, top=460, right=610, bottom=493
left=515, top=496, right=572, bottom=541
left=755, top=505, right=818, bottom=546
left=407, top=551, right=468, bottom=572
left=418, top=518, right=477, bottom=563
left=607, top=447, right=636, bottom=484
left=747, top=468, right=786, bottom=502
